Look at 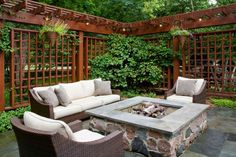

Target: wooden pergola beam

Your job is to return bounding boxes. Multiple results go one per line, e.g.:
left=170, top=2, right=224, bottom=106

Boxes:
left=0, top=12, right=113, bottom=34
left=1, top=0, right=236, bottom=35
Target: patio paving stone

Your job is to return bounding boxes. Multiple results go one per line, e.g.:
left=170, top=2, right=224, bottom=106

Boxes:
left=0, top=107, right=236, bottom=157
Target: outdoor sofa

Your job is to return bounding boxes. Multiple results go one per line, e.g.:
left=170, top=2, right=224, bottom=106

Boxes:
left=30, top=79, right=121, bottom=123
left=11, top=111, right=123, bottom=157
left=165, top=76, right=207, bottom=104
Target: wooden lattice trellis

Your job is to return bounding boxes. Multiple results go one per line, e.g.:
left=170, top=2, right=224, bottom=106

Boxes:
left=183, top=30, right=236, bottom=97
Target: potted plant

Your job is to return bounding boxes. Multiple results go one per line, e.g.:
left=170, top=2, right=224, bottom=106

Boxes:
left=169, top=26, right=191, bottom=47
left=40, top=20, right=69, bottom=46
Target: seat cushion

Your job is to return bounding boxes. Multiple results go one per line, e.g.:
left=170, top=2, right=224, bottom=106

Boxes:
left=23, top=111, right=74, bottom=139
left=96, top=94, right=120, bottom=105
left=73, top=129, right=104, bottom=142
left=177, top=77, right=204, bottom=94
left=166, top=94, right=193, bottom=103
left=53, top=96, right=103, bottom=119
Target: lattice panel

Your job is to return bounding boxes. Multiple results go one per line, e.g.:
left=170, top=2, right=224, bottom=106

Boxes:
left=184, top=30, right=236, bottom=97
left=10, top=29, right=78, bottom=108
left=83, top=37, right=107, bottom=79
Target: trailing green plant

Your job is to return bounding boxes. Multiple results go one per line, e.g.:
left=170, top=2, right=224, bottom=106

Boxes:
left=169, top=26, right=191, bottom=36
left=210, top=98, right=236, bottom=109
left=121, top=90, right=156, bottom=98
left=39, top=20, right=69, bottom=37
left=91, top=34, right=174, bottom=89
left=0, top=106, right=30, bottom=133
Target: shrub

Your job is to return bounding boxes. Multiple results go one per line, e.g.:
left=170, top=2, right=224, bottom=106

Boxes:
left=0, top=106, right=30, bottom=133
left=121, top=90, right=156, bottom=98
left=210, top=98, right=236, bottom=109
left=91, top=34, right=173, bottom=89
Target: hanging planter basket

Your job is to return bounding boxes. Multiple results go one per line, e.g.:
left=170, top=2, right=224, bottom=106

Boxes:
left=45, top=31, right=59, bottom=46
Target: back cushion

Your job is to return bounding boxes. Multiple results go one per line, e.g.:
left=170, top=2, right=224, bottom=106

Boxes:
left=59, top=82, right=82, bottom=101
left=177, top=77, right=204, bottom=94
left=176, top=79, right=197, bottom=96
left=33, top=85, right=59, bottom=101
left=80, top=80, right=96, bottom=97
left=24, top=111, right=74, bottom=139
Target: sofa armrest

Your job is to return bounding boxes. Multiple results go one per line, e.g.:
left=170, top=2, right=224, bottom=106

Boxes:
left=112, top=89, right=121, bottom=95
left=164, top=82, right=177, bottom=99
left=193, top=81, right=207, bottom=104
left=29, top=89, right=54, bottom=119
left=68, top=120, right=83, bottom=132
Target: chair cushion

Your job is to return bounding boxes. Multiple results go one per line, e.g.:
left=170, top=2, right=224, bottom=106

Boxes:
left=177, top=77, right=204, bottom=94
left=73, top=129, right=104, bottom=142
left=96, top=95, right=120, bottom=105
left=53, top=96, right=103, bottom=119
left=59, top=82, right=82, bottom=101
left=176, top=79, right=197, bottom=96
left=94, top=80, right=112, bottom=96
left=23, top=111, right=74, bottom=139
left=37, top=88, right=59, bottom=107
left=54, top=86, right=72, bottom=106
left=167, top=94, right=193, bottom=103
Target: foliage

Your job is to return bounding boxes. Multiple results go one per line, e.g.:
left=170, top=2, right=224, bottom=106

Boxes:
left=0, top=22, right=15, bottom=56
left=39, top=20, right=69, bottom=37
left=91, top=34, right=173, bottom=89
left=0, top=106, right=30, bottom=133
left=210, top=98, right=236, bottom=109
left=37, top=0, right=236, bottom=23
left=121, top=90, right=156, bottom=98
left=169, top=26, right=191, bottom=36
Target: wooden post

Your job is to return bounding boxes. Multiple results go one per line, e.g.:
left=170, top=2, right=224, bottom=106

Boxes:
left=0, top=21, right=4, bottom=111
left=173, top=37, right=180, bottom=83
left=76, top=31, right=84, bottom=80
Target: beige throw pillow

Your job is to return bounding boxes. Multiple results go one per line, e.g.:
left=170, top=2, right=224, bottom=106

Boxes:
left=176, top=79, right=197, bottom=96
left=94, top=80, right=112, bottom=96
left=37, top=88, right=59, bottom=107
left=54, top=86, right=72, bottom=106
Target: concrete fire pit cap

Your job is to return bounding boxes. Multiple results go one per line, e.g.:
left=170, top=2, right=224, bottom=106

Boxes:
left=86, top=96, right=209, bottom=135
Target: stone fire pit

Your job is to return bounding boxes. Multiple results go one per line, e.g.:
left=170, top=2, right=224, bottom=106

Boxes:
left=86, top=97, right=209, bottom=157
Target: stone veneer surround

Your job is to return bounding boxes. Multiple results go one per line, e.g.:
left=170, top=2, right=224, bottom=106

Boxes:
left=86, top=97, right=209, bottom=157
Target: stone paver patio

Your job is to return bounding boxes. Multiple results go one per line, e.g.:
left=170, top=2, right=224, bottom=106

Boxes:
left=0, top=107, right=236, bottom=157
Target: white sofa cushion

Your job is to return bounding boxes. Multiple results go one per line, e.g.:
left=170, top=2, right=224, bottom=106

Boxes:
left=177, top=77, right=204, bottom=94
left=23, top=111, right=74, bottom=139
left=53, top=96, right=103, bottom=119
left=59, top=82, right=82, bottom=101
left=96, top=94, right=120, bottom=105
left=73, top=129, right=104, bottom=142
left=33, top=85, right=59, bottom=101
left=167, top=94, right=193, bottom=103
left=79, top=80, right=96, bottom=97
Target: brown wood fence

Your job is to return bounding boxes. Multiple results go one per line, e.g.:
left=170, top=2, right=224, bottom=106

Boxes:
left=7, top=28, right=79, bottom=110
left=183, top=30, right=236, bottom=97
left=1, top=28, right=236, bottom=111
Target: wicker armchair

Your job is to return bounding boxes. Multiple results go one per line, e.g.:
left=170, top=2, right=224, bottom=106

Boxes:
left=11, top=117, right=123, bottom=157
left=164, top=77, right=207, bottom=104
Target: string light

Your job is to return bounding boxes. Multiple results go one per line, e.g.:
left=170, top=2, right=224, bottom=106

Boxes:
left=86, top=22, right=90, bottom=25
left=122, top=28, right=126, bottom=32
left=159, top=23, right=163, bottom=27
left=198, top=18, right=202, bottom=22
